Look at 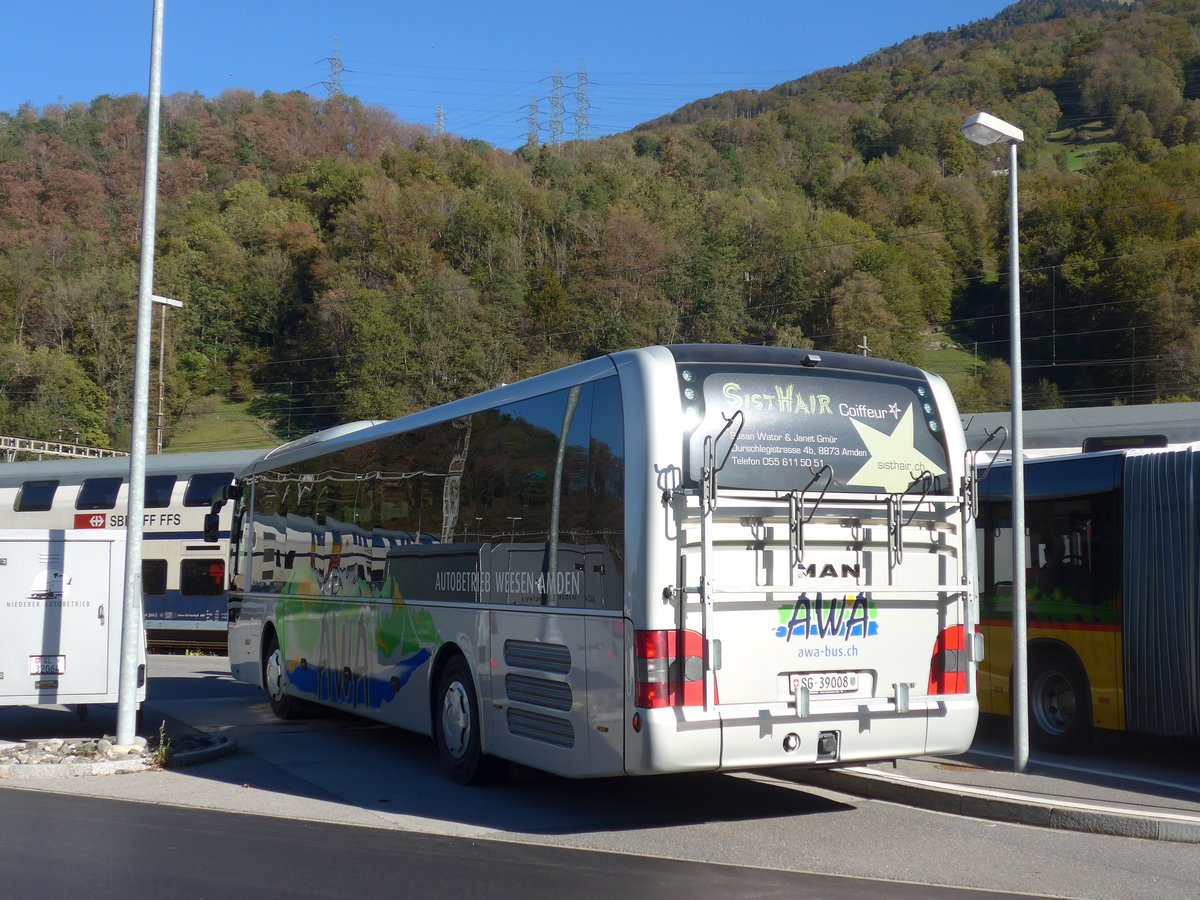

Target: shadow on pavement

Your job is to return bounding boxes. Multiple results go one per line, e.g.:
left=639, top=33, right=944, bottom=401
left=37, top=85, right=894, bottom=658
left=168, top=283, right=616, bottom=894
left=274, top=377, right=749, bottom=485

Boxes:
left=131, top=657, right=860, bottom=835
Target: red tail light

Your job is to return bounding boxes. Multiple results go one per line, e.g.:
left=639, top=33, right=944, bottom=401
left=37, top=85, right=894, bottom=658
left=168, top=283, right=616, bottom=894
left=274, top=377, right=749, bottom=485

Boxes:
left=928, top=625, right=969, bottom=695
left=634, top=629, right=706, bottom=708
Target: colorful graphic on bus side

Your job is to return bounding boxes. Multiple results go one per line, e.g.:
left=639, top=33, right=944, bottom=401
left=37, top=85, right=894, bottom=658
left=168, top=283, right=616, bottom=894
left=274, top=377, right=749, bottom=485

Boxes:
left=275, top=562, right=443, bottom=710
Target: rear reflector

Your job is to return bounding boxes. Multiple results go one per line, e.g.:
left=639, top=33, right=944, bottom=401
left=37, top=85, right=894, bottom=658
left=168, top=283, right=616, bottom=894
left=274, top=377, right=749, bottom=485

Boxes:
left=635, top=629, right=705, bottom=708
left=928, top=625, right=969, bottom=695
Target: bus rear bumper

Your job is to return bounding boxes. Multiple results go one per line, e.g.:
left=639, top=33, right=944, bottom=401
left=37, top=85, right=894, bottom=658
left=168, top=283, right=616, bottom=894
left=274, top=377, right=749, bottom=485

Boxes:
left=625, top=697, right=978, bottom=774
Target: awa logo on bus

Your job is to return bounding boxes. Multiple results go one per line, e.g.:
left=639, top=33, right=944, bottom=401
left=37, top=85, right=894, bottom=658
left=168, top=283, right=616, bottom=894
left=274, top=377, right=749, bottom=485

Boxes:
left=774, top=593, right=878, bottom=641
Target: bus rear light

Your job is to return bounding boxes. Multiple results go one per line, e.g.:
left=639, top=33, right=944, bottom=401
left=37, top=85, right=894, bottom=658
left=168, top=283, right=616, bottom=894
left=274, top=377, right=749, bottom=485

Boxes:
left=928, top=625, right=969, bottom=695
left=635, top=629, right=706, bottom=708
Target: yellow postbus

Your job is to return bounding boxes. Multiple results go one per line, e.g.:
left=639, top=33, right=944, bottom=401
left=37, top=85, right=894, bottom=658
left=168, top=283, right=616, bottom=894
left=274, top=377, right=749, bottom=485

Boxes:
left=976, top=446, right=1200, bottom=749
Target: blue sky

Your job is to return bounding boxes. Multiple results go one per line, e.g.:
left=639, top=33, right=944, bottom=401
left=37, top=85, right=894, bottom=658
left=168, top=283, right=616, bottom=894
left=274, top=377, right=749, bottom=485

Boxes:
left=5, top=1, right=1010, bottom=149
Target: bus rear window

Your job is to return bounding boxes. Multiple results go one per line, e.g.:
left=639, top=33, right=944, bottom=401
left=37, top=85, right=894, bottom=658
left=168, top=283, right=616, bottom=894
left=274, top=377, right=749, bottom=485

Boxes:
left=181, top=558, right=225, bottom=595
left=680, top=365, right=950, bottom=494
left=15, top=480, right=59, bottom=511
left=184, top=472, right=234, bottom=507
left=77, top=477, right=123, bottom=510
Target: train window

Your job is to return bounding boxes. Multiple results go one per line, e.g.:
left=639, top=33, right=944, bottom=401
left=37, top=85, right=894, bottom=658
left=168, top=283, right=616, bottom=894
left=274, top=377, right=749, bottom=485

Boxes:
left=15, top=480, right=59, bottom=511
left=142, top=559, right=168, bottom=596
left=145, top=475, right=177, bottom=508
left=184, top=472, right=234, bottom=507
left=180, top=558, right=225, bottom=596
left=77, top=477, right=123, bottom=510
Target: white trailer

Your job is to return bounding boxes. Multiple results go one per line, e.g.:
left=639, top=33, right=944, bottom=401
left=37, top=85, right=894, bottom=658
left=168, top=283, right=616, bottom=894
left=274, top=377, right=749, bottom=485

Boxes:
left=0, top=529, right=145, bottom=708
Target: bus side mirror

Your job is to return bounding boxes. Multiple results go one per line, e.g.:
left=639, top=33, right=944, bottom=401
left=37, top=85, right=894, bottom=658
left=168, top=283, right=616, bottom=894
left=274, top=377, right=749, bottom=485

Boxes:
left=203, top=512, right=220, bottom=544
left=207, top=482, right=242, bottom=512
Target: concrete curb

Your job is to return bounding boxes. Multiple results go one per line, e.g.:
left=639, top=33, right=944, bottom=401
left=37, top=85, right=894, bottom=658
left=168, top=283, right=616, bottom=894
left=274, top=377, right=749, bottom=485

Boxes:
left=795, top=767, right=1200, bottom=844
left=0, top=757, right=151, bottom=779
left=139, top=705, right=239, bottom=768
left=165, top=735, right=238, bottom=768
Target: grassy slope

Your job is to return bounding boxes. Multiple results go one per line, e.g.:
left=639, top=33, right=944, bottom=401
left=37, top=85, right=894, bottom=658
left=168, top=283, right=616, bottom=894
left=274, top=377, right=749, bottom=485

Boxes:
left=165, top=399, right=279, bottom=453
left=922, top=339, right=981, bottom=394
left=1049, top=121, right=1119, bottom=173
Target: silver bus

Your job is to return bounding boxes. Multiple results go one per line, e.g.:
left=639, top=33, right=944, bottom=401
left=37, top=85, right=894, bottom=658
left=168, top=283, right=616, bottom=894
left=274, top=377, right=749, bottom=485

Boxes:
left=225, top=345, right=979, bottom=783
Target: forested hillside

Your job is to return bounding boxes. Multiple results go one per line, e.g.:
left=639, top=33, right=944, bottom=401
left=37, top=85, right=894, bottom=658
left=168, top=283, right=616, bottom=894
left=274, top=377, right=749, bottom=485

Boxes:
left=3, top=0, right=1199, bottom=450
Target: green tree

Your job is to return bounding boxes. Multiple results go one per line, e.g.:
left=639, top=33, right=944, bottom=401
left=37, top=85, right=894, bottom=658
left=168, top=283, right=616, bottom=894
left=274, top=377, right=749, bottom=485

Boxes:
left=0, top=345, right=111, bottom=445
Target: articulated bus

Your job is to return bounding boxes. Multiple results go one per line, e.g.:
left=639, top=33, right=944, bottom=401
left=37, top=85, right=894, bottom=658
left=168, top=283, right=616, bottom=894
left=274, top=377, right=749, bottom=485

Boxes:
left=977, top=445, right=1200, bottom=749
left=224, top=345, right=980, bottom=783
left=0, top=451, right=263, bottom=649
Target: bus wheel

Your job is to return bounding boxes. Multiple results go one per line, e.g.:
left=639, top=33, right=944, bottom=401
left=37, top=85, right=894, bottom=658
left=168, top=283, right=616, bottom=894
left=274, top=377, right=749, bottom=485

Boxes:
left=1029, top=650, right=1092, bottom=752
left=434, top=656, right=506, bottom=785
left=264, top=634, right=302, bottom=720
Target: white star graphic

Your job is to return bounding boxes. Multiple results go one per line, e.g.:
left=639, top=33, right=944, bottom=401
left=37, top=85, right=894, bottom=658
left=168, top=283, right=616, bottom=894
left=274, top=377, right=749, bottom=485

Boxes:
left=845, top=404, right=946, bottom=493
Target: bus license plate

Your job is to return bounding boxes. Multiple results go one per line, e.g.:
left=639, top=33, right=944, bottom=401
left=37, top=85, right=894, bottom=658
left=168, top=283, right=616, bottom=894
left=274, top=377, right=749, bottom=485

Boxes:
left=791, top=672, right=858, bottom=695
left=29, top=655, right=66, bottom=676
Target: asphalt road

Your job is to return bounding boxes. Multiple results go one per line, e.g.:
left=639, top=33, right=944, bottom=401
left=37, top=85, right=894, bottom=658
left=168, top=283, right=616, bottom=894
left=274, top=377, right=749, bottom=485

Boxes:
left=1, top=787, right=1042, bottom=900
left=3, top=655, right=1199, bottom=900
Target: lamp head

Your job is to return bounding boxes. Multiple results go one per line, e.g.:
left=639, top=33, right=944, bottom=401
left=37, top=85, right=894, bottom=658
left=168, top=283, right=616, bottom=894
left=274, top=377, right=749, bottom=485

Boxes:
left=961, top=111, right=1024, bottom=146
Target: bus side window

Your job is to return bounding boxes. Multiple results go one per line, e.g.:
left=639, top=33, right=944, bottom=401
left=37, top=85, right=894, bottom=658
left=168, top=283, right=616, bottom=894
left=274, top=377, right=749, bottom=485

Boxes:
left=980, top=502, right=1012, bottom=606
left=142, top=559, right=168, bottom=596
left=546, top=376, right=626, bottom=610
left=491, top=392, right=565, bottom=603
left=16, top=480, right=59, bottom=511
left=1028, top=500, right=1098, bottom=607
left=557, top=383, right=593, bottom=609
left=589, top=376, right=625, bottom=609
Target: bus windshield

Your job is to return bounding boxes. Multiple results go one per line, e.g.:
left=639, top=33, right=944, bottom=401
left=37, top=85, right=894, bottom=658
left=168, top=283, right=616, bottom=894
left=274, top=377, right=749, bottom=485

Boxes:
left=679, top=364, right=950, bottom=494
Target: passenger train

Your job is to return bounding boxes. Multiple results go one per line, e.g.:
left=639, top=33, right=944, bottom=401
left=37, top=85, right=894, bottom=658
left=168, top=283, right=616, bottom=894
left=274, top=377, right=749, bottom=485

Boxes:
left=0, top=450, right=263, bottom=649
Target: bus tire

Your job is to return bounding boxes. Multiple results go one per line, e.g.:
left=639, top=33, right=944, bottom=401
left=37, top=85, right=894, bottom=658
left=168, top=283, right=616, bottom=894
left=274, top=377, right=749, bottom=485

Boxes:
left=1029, top=649, right=1092, bottom=752
left=434, top=655, right=506, bottom=785
left=263, top=633, right=303, bottom=720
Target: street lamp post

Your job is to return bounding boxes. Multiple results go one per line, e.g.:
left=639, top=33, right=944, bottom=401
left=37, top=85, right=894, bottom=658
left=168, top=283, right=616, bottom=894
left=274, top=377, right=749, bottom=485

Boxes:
left=118, top=0, right=164, bottom=749
left=962, top=111, right=1028, bottom=772
left=152, top=294, right=183, bottom=454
